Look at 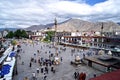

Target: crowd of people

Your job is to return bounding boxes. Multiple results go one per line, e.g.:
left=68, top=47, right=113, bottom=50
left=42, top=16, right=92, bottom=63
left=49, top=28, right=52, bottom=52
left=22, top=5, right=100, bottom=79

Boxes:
left=17, top=41, right=66, bottom=80
left=15, top=40, right=99, bottom=80
left=74, top=71, right=86, bottom=80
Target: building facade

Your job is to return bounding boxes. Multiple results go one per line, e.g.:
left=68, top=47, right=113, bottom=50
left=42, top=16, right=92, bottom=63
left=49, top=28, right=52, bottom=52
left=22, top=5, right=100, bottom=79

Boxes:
left=59, top=31, right=120, bottom=54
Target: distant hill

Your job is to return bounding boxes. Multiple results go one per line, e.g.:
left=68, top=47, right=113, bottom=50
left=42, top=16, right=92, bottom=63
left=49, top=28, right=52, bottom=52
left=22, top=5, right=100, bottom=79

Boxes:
left=0, top=28, right=20, bottom=31
left=51, top=18, right=120, bottom=32
left=25, top=23, right=54, bottom=31
left=25, top=18, right=120, bottom=32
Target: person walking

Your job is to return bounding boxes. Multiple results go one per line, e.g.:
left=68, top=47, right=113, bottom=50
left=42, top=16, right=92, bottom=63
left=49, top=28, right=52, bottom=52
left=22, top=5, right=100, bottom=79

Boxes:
left=51, top=65, right=54, bottom=72
left=32, top=72, right=36, bottom=80
left=74, top=71, right=77, bottom=80
left=36, top=67, right=39, bottom=74
left=45, top=66, right=48, bottom=74
left=43, top=73, right=47, bottom=80
left=60, top=57, right=63, bottom=62
left=41, top=66, right=44, bottom=73
left=29, top=62, right=32, bottom=68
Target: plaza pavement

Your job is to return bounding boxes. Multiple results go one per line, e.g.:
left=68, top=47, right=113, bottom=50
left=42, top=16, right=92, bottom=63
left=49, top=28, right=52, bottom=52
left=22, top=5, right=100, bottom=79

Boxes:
left=13, top=41, right=103, bottom=80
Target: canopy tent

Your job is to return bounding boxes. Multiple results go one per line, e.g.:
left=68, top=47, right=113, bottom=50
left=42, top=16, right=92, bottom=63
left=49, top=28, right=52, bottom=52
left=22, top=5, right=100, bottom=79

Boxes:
left=0, top=64, right=11, bottom=76
left=54, top=57, right=60, bottom=65
left=75, top=56, right=81, bottom=61
left=98, top=50, right=105, bottom=55
left=89, top=69, right=120, bottom=80
left=108, top=50, right=112, bottom=55
left=9, top=52, right=15, bottom=57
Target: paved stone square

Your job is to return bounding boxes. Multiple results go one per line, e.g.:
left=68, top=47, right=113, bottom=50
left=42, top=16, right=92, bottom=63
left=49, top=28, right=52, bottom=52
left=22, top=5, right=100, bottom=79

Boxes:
left=13, top=41, right=103, bottom=80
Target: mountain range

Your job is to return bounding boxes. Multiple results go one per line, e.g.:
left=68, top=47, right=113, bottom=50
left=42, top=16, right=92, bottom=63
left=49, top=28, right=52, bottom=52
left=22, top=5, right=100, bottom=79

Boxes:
left=1, top=19, right=120, bottom=32
left=25, top=18, right=120, bottom=32
left=0, top=28, right=19, bottom=31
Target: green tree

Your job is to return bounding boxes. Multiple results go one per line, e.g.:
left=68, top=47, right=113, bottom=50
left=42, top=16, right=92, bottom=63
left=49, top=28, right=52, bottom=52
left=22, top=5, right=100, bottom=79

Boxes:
left=14, top=29, right=22, bottom=38
left=6, top=31, right=14, bottom=38
left=21, top=30, right=28, bottom=38
left=6, top=29, right=28, bottom=39
left=11, top=40, right=17, bottom=46
left=44, top=31, right=55, bottom=42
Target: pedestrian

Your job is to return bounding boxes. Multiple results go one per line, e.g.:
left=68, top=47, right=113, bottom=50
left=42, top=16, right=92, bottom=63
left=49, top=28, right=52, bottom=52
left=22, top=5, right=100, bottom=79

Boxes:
left=83, top=72, right=86, bottom=80
left=29, top=62, right=32, bottom=68
left=53, top=69, right=55, bottom=73
left=94, top=73, right=96, bottom=77
left=34, top=59, right=36, bottom=63
left=34, top=53, right=36, bottom=56
left=37, top=50, right=39, bottom=53
left=83, top=53, right=85, bottom=59
left=32, top=72, right=36, bottom=80
left=51, top=65, right=54, bottom=72
left=49, top=61, right=51, bottom=66
left=45, top=66, right=48, bottom=74
left=79, top=72, right=85, bottom=80
left=36, top=67, right=39, bottom=73
left=60, top=57, right=63, bottom=62
left=43, top=73, right=47, bottom=80
left=74, top=71, right=77, bottom=80
left=77, top=71, right=79, bottom=80
left=41, top=66, right=44, bottom=73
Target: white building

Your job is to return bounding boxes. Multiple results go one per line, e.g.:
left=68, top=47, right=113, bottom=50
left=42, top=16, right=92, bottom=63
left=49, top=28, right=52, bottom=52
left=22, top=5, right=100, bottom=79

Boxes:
left=0, top=30, right=9, bottom=38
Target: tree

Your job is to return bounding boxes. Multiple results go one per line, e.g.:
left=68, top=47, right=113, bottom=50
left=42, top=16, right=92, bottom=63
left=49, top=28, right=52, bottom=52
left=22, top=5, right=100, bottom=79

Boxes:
left=14, top=29, right=28, bottom=39
left=6, top=29, right=28, bottom=39
left=11, top=40, right=17, bottom=46
left=6, top=31, right=14, bottom=38
left=14, top=29, right=22, bottom=38
left=44, top=31, right=55, bottom=42
left=21, top=30, right=28, bottom=38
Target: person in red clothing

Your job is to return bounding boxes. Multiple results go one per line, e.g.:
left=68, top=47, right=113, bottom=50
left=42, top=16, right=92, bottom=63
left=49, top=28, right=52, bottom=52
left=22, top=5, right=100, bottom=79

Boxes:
left=79, top=72, right=86, bottom=80
left=83, top=73, right=86, bottom=80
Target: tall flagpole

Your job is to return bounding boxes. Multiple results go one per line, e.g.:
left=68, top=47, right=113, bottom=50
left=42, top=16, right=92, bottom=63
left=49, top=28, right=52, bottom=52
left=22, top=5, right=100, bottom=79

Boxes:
left=54, top=18, right=58, bottom=56
left=101, top=22, right=103, bottom=36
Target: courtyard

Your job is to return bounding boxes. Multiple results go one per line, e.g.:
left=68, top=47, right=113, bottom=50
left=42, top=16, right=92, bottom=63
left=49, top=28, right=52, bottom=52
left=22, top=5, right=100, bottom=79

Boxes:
left=13, top=41, right=103, bottom=80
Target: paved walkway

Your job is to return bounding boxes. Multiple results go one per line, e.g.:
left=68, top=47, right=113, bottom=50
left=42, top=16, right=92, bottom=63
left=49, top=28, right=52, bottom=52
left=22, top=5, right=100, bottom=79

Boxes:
left=13, top=41, right=103, bottom=80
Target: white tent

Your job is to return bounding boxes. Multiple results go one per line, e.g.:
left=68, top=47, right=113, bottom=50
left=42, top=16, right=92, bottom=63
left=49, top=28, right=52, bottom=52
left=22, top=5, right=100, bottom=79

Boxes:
left=54, top=57, right=60, bottom=65
left=108, top=50, right=112, bottom=55
left=98, top=50, right=105, bottom=55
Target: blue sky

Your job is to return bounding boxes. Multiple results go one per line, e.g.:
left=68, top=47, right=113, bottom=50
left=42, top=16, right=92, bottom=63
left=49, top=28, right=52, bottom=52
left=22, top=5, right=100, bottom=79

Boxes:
left=85, top=0, right=107, bottom=5
left=0, top=0, right=120, bottom=28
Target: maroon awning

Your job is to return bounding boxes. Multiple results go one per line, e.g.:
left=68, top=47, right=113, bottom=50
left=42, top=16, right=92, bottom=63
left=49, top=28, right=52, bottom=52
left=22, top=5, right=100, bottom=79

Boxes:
left=89, top=69, right=120, bottom=80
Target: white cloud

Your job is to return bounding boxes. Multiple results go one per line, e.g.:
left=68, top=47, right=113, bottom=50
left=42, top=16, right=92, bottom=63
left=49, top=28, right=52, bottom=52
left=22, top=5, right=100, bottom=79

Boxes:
left=0, top=0, right=120, bottom=28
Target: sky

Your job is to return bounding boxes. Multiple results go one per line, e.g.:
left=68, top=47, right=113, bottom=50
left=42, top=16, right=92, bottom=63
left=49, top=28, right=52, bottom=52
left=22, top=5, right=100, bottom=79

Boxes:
left=0, top=0, right=120, bottom=28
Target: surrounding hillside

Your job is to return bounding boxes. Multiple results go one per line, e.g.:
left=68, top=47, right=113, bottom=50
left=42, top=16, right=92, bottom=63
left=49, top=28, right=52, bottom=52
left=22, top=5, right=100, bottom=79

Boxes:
left=52, top=19, right=120, bottom=32
left=25, top=18, right=120, bottom=32
left=25, top=23, right=54, bottom=31
left=0, top=28, right=19, bottom=31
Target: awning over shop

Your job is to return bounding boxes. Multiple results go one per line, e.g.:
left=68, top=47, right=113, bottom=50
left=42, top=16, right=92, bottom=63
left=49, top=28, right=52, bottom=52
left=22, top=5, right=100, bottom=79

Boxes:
left=89, top=69, right=120, bottom=80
